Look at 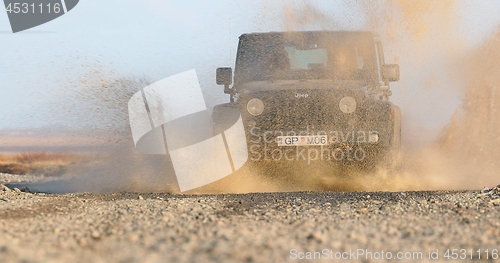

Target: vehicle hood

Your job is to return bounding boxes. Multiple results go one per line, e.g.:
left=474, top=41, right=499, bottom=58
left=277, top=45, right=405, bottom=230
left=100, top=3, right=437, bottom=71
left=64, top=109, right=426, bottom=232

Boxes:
left=240, top=80, right=369, bottom=93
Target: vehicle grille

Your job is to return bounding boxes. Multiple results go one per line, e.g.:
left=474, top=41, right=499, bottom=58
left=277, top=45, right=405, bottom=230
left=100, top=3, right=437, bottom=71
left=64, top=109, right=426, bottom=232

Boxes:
left=256, top=90, right=359, bottom=132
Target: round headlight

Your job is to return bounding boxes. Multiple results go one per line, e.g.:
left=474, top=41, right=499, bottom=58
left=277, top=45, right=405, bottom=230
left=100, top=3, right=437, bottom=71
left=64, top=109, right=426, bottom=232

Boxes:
left=369, top=132, right=379, bottom=143
left=339, top=97, right=357, bottom=114
left=247, top=98, right=265, bottom=116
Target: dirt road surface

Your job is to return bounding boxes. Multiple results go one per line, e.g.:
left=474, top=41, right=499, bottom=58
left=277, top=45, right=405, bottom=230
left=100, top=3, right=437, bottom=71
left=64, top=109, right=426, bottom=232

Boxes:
left=1, top=174, right=499, bottom=263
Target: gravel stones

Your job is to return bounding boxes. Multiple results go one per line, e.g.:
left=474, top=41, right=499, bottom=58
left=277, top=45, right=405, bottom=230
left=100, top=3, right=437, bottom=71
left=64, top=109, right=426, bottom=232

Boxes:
left=1, top=177, right=499, bottom=263
left=1, top=184, right=11, bottom=192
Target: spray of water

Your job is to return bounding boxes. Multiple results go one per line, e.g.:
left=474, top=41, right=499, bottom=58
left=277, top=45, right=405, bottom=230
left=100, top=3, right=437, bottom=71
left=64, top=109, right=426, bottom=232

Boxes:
left=18, top=68, right=179, bottom=193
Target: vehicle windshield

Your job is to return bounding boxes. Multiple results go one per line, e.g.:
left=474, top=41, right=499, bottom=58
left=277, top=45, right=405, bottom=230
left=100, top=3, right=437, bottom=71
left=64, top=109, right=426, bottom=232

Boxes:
left=234, top=32, right=377, bottom=84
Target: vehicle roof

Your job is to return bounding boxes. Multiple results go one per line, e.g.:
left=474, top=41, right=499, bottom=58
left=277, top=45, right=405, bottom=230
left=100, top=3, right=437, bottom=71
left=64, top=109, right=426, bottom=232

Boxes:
left=239, top=30, right=377, bottom=40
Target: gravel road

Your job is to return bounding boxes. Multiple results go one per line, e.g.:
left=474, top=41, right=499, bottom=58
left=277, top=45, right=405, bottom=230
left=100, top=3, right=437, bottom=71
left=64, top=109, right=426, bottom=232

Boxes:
left=1, top=173, right=499, bottom=263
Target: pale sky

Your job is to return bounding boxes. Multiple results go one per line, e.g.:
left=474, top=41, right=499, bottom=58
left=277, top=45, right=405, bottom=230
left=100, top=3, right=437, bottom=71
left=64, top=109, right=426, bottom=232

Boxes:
left=1, top=0, right=499, bottom=143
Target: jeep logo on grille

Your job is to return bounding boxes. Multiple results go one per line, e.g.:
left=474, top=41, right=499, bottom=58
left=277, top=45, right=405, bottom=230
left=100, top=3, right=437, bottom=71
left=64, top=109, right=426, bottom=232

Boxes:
left=295, top=93, right=309, bottom=98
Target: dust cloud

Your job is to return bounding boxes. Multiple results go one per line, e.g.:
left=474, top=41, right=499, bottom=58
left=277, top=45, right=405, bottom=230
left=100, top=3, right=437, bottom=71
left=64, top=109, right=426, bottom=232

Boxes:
left=365, top=1, right=500, bottom=190
left=255, top=0, right=500, bottom=191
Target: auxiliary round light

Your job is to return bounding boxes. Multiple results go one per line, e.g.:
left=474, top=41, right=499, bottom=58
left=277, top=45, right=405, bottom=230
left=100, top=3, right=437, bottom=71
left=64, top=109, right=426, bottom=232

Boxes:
left=369, top=132, right=379, bottom=143
left=247, top=98, right=265, bottom=116
left=339, top=97, right=357, bottom=114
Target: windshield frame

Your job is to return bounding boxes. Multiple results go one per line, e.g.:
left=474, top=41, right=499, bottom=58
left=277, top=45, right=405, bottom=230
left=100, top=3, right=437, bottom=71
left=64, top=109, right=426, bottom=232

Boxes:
left=233, top=31, right=378, bottom=87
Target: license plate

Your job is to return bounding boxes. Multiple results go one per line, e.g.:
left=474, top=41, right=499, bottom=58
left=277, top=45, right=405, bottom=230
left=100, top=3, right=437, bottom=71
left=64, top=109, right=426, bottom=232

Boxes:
left=276, top=135, right=328, bottom=146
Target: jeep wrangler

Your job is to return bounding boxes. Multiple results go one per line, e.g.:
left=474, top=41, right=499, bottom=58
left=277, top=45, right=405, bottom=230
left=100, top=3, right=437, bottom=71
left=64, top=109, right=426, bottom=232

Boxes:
left=213, top=31, right=401, bottom=167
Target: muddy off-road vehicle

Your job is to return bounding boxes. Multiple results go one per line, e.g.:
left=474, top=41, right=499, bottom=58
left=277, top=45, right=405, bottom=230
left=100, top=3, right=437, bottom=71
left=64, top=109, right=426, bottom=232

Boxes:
left=213, top=31, right=401, bottom=166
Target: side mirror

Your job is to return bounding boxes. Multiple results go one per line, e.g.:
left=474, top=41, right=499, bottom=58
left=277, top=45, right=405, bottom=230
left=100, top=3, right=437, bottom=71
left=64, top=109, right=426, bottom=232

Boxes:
left=216, top=67, right=232, bottom=86
left=382, top=64, right=400, bottom=82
